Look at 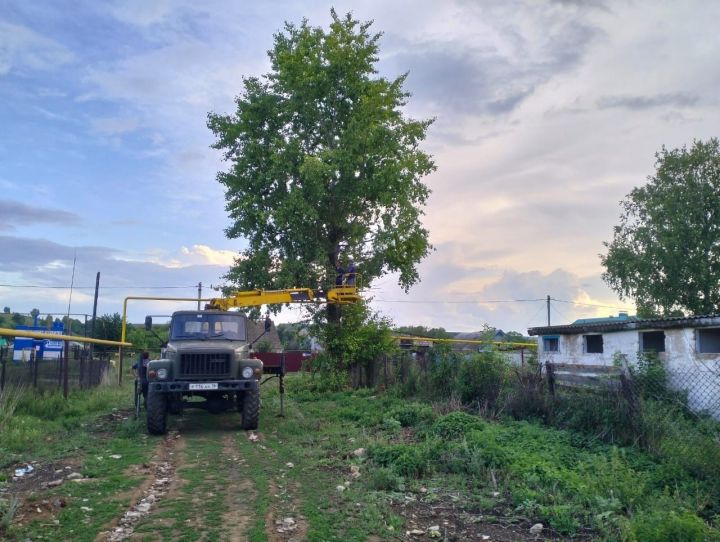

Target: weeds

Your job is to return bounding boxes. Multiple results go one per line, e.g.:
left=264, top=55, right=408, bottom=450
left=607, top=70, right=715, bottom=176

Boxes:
left=0, top=383, right=23, bottom=431
left=0, top=495, right=19, bottom=533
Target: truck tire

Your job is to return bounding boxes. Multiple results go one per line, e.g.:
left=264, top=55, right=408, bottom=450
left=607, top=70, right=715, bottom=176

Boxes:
left=242, top=388, right=260, bottom=430
left=146, top=387, right=167, bottom=435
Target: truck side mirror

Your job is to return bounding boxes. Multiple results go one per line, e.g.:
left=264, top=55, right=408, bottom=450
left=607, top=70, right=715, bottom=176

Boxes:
left=264, top=316, right=271, bottom=332
left=144, top=316, right=153, bottom=331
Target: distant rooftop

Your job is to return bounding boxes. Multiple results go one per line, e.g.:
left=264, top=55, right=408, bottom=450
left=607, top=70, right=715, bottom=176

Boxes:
left=571, top=311, right=634, bottom=325
left=528, top=313, right=720, bottom=336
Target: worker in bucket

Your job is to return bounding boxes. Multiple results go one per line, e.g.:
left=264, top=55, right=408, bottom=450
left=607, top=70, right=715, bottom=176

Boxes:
left=345, top=258, right=357, bottom=286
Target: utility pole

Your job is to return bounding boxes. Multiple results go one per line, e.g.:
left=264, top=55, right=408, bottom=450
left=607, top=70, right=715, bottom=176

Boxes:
left=197, top=282, right=202, bottom=310
left=90, top=272, right=100, bottom=359
left=91, top=272, right=100, bottom=338
left=547, top=295, right=551, bottom=326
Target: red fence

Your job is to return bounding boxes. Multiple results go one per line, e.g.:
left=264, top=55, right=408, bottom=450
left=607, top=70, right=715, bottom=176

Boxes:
left=251, top=351, right=315, bottom=373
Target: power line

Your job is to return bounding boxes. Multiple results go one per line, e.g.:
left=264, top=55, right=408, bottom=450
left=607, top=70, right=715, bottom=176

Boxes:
left=0, top=284, right=198, bottom=290
left=522, top=301, right=547, bottom=330
left=551, top=297, right=633, bottom=310
left=373, top=298, right=546, bottom=305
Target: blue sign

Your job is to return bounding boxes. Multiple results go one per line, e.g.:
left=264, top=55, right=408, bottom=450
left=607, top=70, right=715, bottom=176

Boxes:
left=13, top=321, right=65, bottom=362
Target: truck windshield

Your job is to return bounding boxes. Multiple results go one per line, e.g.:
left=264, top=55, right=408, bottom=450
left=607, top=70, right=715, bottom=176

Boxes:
left=170, top=314, right=247, bottom=341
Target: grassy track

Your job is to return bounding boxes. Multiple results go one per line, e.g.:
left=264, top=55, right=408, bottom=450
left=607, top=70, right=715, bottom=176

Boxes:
left=1, top=376, right=718, bottom=541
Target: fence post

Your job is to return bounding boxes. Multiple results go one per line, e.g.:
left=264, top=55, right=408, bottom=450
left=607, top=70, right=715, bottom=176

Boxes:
left=0, top=346, right=6, bottom=391
left=383, top=355, right=388, bottom=389
left=79, top=349, right=85, bottom=390
left=619, top=370, right=643, bottom=446
left=63, top=340, right=69, bottom=399
left=546, top=362, right=556, bottom=397
left=31, top=348, right=38, bottom=389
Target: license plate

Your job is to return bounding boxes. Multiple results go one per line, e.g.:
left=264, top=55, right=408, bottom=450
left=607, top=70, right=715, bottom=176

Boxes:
left=189, top=383, right=218, bottom=390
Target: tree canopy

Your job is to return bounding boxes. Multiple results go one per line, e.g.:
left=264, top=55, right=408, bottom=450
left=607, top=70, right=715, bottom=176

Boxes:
left=208, top=10, right=434, bottom=298
left=601, top=138, right=720, bottom=316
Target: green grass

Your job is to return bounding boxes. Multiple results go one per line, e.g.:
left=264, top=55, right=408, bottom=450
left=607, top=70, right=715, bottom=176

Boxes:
left=2, top=373, right=718, bottom=541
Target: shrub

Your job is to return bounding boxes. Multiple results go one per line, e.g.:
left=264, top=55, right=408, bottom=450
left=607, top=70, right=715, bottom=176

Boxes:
left=368, top=467, right=401, bottom=491
left=432, top=411, right=486, bottom=440
left=455, top=351, right=507, bottom=411
left=424, top=344, right=462, bottom=399
left=505, top=364, right=550, bottom=421
left=368, top=443, right=428, bottom=478
left=388, top=403, right=435, bottom=428
left=628, top=510, right=713, bottom=542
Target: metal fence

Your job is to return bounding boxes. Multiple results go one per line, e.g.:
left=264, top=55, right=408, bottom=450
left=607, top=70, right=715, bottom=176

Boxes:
left=365, top=349, right=719, bottom=467
left=0, top=345, right=112, bottom=392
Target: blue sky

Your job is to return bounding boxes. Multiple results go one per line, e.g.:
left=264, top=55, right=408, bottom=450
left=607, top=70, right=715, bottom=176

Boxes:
left=1, top=0, right=719, bottom=331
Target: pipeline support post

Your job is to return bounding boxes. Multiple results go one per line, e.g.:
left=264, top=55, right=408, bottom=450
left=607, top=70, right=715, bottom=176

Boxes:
left=118, top=346, right=124, bottom=385
left=278, top=352, right=286, bottom=417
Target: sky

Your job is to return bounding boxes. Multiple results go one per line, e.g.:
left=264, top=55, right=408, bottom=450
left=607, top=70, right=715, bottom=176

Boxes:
left=1, top=0, right=719, bottom=333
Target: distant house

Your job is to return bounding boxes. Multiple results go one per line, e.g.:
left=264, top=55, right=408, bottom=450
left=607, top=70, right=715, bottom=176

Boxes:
left=247, top=318, right=283, bottom=352
left=528, top=313, right=720, bottom=417
left=451, top=330, right=505, bottom=352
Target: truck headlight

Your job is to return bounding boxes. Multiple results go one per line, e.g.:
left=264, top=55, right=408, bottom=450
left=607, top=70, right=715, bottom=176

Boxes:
left=241, top=367, right=254, bottom=379
left=156, top=368, right=168, bottom=380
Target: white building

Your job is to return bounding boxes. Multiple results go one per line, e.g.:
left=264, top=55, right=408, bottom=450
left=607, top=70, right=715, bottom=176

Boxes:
left=528, top=313, right=720, bottom=417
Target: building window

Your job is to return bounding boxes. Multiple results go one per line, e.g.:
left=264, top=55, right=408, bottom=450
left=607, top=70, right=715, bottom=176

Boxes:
left=542, top=336, right=559, bottom=352
left=584, top=334, right=603, bottom=354
left=640, top=331, right=665, bottom=353
left=697, top=328, right=720, bottom=353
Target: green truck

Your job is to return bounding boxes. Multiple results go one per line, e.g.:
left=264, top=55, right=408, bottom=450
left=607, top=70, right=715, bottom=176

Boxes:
left=142, top=310, right=266, bottom=435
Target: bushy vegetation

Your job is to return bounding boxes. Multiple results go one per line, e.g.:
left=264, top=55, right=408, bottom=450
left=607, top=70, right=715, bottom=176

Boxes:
left=309, top=303, right=397, bottom=391
left=372, top=345, right=720, bottom=538
left=0, top=381, right=132, bottom=468
left=340, top=393, right=719, bottom=540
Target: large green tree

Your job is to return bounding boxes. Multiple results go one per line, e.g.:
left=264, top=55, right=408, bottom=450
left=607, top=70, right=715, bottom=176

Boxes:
left=601, top=138, right=720, bottom=316
left=208, top=11, right=434, bottom=316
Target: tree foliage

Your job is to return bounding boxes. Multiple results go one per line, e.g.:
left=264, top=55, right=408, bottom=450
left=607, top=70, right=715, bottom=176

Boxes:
left=208, top=10, right=434, bottom=296
left=601, top=139, right=720, bottom=316
left=94, top=313, right=123, bottom=342
left=310, top=302, right=396, bottom=389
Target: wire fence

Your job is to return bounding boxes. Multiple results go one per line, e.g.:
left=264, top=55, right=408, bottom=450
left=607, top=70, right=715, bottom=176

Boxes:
left=0, top=345, right=115, bottom=392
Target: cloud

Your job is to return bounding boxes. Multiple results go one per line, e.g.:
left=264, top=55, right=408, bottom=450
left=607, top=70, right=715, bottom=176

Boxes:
left=0, top=235, right=233, bottom=320
left=381, top=6, right=598, bottom=117
left=90, top=116, right=142, bottom=136
left=0, top=21, right=74, bottom=75
left=132, top=245, right=238, bottom=268
left=108, top=0, right=180, bottom=27
left=0, top=200, right=82, bottom=231
left=370, top=256, right=634, bottom=333
left=597, top=93, right=699, bottom=110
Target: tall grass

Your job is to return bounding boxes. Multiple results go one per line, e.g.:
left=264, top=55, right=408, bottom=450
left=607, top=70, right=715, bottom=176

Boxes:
left=0, top=383, right=23, bottom=432
left=0, top=380, right=133, bottom=467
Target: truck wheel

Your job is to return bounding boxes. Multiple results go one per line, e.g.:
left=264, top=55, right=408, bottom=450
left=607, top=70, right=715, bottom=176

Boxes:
left=242, top=388, right=260, bottom=430
left=146, top=387, right=168, bottom=435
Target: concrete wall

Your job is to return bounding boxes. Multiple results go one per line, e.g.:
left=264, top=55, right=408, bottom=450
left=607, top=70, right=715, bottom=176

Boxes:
left=537, top=327, right=720, bottom=418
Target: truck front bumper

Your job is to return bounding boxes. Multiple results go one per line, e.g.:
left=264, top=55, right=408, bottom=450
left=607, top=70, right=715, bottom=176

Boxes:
left=148, top=379, right=259, bottom=393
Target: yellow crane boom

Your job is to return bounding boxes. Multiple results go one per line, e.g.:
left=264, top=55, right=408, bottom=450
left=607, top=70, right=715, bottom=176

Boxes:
left=205, top=286, right=360, bottom=311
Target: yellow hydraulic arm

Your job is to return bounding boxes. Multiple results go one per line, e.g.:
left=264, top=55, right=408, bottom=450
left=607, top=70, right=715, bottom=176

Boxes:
left=205, top=286, right=360, bottom=311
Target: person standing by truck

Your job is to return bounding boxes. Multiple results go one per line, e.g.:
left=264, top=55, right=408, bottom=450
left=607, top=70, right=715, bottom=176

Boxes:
left=132, top=351, right=150, bottom=403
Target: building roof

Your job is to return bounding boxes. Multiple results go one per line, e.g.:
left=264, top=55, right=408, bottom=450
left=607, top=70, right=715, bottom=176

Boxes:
left=247, top=318, right=283, bottom=352
left=528, top=314, right=720, bottom=336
